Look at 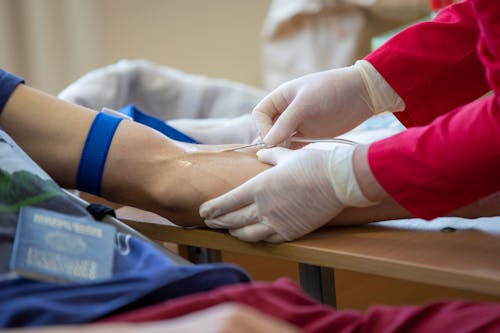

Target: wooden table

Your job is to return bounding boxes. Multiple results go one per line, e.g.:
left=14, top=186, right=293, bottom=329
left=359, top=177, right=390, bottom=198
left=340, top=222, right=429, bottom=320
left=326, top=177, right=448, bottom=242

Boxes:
left=117, top=206, right=500, bottom=307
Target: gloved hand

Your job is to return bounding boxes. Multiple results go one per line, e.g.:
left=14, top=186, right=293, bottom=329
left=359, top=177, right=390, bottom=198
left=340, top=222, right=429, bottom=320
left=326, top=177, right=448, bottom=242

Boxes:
left=253, top=60, right=405, bottom=146
left=200, top=145, right=378, bottom=243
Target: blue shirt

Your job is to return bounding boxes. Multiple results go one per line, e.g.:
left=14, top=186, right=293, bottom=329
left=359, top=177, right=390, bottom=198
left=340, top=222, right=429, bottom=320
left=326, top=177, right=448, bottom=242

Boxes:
left=0, top=234, right=250, bottom=327
left=0, top=69, right=24, bottom=114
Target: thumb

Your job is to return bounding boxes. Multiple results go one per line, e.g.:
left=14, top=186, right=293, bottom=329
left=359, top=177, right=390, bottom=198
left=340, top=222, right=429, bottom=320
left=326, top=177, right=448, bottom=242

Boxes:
left=257, top=147, right=294, bottom=166
left=252, top=111, right=273, bottom=144
left=252, top=88, right=288, bottom=140
left=262, top=100, right=304, bottom=146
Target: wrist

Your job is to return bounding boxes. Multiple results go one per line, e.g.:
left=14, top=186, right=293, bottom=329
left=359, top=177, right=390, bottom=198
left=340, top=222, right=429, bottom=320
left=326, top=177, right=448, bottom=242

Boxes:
left=326, top=145, right=379, bottom=207
left=354, top=60, right=405, bottom=115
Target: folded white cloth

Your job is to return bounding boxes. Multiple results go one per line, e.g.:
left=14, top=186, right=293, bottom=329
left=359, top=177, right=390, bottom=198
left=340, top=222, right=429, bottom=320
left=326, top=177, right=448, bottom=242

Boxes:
left=58, top=59, right=266, bottom=144
left=167, top=114, right=257, bottom=144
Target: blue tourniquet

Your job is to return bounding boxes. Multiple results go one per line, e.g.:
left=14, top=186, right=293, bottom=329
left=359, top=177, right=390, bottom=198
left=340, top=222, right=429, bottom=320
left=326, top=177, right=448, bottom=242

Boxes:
left=77, top=113, right=122, bottom=196
left=117, top=104, right=199, bottom=143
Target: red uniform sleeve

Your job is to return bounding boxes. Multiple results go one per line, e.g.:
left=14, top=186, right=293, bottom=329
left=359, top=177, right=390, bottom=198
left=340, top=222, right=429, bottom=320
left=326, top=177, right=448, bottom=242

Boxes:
left=366, top=0, right=500, bottom=219
left=365, top=0, right=489, bottom=127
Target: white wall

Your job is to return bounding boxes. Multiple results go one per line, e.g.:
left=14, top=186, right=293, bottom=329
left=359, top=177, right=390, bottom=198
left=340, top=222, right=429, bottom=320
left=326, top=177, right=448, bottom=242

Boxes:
left=0, top=0, right=270, bottom=94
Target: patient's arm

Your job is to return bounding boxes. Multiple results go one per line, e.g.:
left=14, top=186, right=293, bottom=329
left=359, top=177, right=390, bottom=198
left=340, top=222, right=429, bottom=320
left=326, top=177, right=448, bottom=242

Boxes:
left=0, top=84, right=270, bottom=226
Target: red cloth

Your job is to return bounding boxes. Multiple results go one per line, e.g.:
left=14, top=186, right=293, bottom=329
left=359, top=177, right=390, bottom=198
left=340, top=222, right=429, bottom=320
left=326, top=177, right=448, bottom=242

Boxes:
left=102, top=278, right=500, bottom=333
left=365, top=0, right=500, bottom=219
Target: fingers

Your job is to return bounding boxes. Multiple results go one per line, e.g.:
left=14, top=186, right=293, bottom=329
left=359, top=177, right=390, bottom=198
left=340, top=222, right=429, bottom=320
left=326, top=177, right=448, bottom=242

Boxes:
left=205, top=206, right=284, bottom=243
left=252, top=87, right=299, bottom=146
left=264, top=233, right=288, bottom=243
left=252, top=110, right=273, bottom=144
left=263, top=100, right=304, bottom=146
left=252, top=90, right=286, bottom=139
left=199, top=180, right=255, bottom=219
left=229, top=223, right=275, bottom=242
left=203, top=200, right=281, bottom=243
left=199, top=168, right=273, bottom=220
left=204, top=204, right=259, bottom=229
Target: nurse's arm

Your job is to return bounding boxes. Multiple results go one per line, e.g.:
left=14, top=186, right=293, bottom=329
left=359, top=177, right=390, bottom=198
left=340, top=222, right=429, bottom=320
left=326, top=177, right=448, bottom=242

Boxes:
left=331, top=144, right=500, bottom=226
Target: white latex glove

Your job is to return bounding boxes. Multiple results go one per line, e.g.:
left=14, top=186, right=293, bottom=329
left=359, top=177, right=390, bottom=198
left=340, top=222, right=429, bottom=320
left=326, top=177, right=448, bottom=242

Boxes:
left=253, top=60, right=405, bottom=146
left=200, top=145, right=378, bottom=243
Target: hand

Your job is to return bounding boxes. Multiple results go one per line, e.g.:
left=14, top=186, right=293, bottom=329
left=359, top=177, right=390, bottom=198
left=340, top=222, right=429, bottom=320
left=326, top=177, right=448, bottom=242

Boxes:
left=200, top=145, right=378, bottom=242
left=253, top=60, right=405, bottom=146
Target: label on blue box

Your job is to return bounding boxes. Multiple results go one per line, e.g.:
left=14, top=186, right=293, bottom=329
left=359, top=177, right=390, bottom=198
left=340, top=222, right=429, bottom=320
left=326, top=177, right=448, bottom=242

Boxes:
left=9, top=207, right=116, bottom=283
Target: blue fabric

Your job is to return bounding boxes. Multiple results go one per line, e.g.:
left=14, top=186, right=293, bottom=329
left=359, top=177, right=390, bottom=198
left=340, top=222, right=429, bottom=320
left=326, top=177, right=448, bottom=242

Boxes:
left=0, top=69, right=24, bottom=114
left=118, top=104, right=199, bottom=143
left=0, top=235, right=250, bottom=327
left=77, top=113, right=122, bottom=195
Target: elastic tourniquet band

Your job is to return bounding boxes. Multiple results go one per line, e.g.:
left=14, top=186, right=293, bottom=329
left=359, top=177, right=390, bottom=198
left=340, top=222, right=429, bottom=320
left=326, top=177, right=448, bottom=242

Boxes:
left=77, top=112, right=122, bottom=195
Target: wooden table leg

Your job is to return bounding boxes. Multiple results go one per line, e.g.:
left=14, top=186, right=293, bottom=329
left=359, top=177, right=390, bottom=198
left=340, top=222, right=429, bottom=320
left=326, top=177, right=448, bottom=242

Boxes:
left=299, top=263, right=336, bottom=308
left=182, top=246, right=222, bottom=264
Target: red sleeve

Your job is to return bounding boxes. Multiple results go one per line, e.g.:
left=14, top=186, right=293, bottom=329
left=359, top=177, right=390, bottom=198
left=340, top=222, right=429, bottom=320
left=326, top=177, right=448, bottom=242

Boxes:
left=367, top=0, right=500, bottom=219
left=365, top=0, right=489, bottom=127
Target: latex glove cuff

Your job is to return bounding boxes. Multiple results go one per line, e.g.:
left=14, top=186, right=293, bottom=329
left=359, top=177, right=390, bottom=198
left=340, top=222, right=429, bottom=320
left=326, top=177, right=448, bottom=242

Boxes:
left=354, top=60, right=405, bottom=115
left=327, top=145, right=379, bottom=207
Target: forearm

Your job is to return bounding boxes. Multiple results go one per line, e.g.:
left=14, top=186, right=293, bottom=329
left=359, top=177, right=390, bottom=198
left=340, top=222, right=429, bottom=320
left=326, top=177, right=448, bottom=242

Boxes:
left=340, top=144, right=500, bottom=226
left=0, top=84, right=184, bottom=196
left=0, top=85, right=94, bottom=186
left=331, top=193, right=500, bottom=226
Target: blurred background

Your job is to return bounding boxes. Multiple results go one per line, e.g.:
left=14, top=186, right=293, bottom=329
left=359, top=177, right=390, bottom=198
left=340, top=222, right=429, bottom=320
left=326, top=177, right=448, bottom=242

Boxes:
left=0, top=0, right=430, bottom=95
left=0, top=0, right=269, bottom=94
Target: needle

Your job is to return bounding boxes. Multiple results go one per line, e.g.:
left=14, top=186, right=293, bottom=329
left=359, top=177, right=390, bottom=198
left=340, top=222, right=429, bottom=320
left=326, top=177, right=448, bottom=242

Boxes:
left=220, top=137, right=358, bottom=152
left=289, top=137, right=358, bottom=146
left=219, top=142, right=272, bottom=152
